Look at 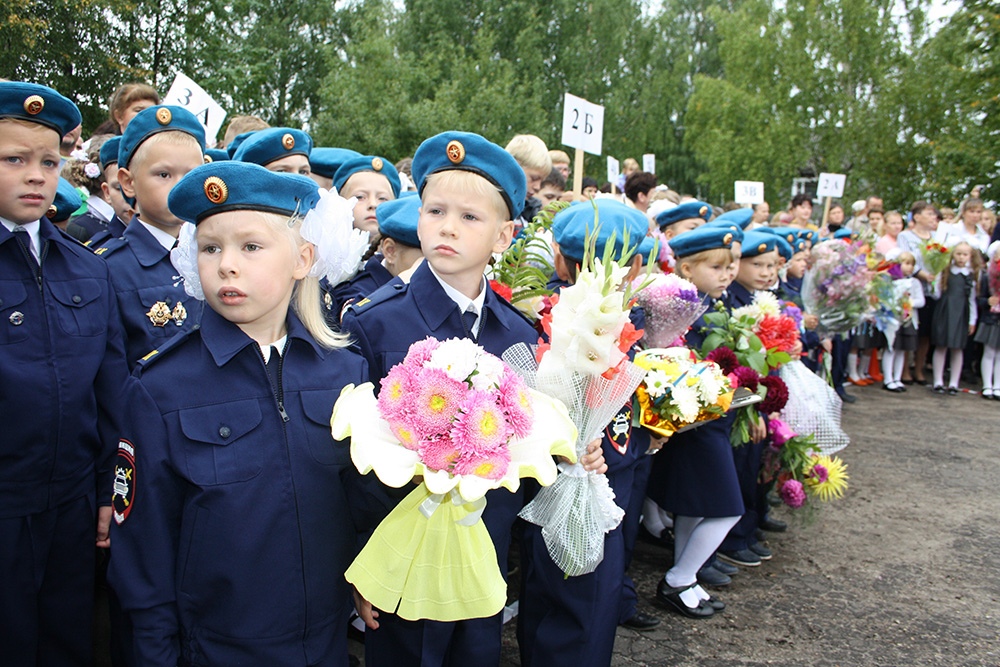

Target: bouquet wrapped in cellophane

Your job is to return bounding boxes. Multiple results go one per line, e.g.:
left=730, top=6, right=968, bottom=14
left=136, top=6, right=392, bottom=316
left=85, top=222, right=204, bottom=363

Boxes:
left=633, top=347, right=733, bottom=438
left=504, top=230, right=652, bottom=577
left=920, top=239, right=952, bottom=276
left=331, top=337, right=577, bottom=621
left=631, top=273, right=708, bottom=348
left=801, top=239, right=873, bottom=335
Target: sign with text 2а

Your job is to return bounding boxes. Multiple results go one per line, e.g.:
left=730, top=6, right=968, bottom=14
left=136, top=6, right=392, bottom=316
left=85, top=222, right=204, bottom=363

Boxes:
left=816, top=172, right=847, bottom=198
left=561, top=93, right=604, bottom=156
left=735, top=180, right=765, bottom=205
left=607, top=156, right=620, bottom=185
left=163, top=73, right=227, bottom=144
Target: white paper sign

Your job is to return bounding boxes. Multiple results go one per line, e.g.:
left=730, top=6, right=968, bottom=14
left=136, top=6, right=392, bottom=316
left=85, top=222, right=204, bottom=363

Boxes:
left=607, top=156, right=620, bottom=185
left=735, top=180, right=765, bottom=204
left=816, top=172, right=846, bottom=198
left=560, top=93, right=604, bottom=156
left=163, top=73, right=227, bottom=144
left=642, top=154, right=655, bottom=175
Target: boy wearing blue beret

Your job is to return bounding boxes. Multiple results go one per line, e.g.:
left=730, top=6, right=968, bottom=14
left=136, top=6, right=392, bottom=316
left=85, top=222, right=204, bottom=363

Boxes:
left=333, top=154, right=400, bottom=242
left=97, top=105, right=206, bottom=367
left=653, top=200, right=712, bottom=239
left=309, top=146, right=362, bottom=190
left=84, top=135, right=131, bottom=249
left=341, top=131, right=606, bottom=667
left=518, top=200, right=662, bottom=667
left=232, top=126, right=312, bottom=176
left=0, top=81, right=129, bottom=664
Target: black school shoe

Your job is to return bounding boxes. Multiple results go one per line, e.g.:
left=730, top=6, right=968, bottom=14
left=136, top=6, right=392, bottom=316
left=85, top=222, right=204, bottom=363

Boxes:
left=718, top=548, right=762, bottom=566
left=655, top=580, right=715, bottom=619
left=696, top=565, right=731, bottom=588
left=836, top=389, right=857, bottom=403
left=712, top=559, right=739, bottom=576
left=620, top=611, right=661, bottom=631
left=749, top=542, right=772, bottom=560
left=947, top=386, right=959, bottom=395
left=760, top=516, right=787, bottom=532
left=933, top=385, right=946, bottom=394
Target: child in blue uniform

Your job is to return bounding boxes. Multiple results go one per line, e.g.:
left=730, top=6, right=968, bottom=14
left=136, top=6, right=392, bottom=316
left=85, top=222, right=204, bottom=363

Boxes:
left=646, top=226, right=743, bottom=619
left=84, top=136, right=131, bottom=249
left=341, top=131, right=605, bottom=667
left=97, top=105, right=206, bottom=367
left=309, top=146, right=362, bottom=190
left=108, top=162, right=369, bottom=666
left=0, top=81, right=130, bottom=665
left=232, top=126, right=313, bottom=176
left=517, top=200, right=659, bottom=667
left=333, top=154, right=400, bottom=242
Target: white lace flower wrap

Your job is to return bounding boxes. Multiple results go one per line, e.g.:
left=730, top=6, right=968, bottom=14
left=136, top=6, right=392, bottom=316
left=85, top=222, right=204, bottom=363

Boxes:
left=170, top=222, right=203, bottom=300
left=300, top=188, right=369, bottom=286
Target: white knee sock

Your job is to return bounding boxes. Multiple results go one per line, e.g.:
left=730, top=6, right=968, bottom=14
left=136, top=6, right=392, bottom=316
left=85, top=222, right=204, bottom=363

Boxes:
left=642, top=497, right=667, bottom=538
left=949, top=348, right=964, bottom=389
left=847, top=351, right=860, bottom=381
left=671, top=515, right=701, bottom=567
left=933, top=347, right=947, bottom=387
left=982, top=346, right=998, bottom=390
left=665, top=515, right=741, bottom=605
left=882, top=349, right=895, bottom=385
left=893, top=352, right=906, bottom=385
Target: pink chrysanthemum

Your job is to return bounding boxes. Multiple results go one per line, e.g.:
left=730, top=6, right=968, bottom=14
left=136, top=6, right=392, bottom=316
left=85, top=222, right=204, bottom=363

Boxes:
left=419, top=436, right=462, bottom=472
left=451, top=391, right=511, bottom=455
left=378, top=364, right=415, bottom=421
left=388, top=419, right=421, bottom=451
left=411, top=368, right=466, bottom=437
left=780, top=479, right=806, bottom=509
left=452, top=448, right=511, bottom=480
left=498, top=371, right=534, bottom=438
left=809, top=463, right=829, bottom=484
left=404, top=337, right=440, bottom=366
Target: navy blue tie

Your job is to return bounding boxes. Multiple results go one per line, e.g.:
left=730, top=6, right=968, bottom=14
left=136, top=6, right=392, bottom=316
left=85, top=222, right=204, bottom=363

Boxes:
left=461, top=308, right=478, bottom=342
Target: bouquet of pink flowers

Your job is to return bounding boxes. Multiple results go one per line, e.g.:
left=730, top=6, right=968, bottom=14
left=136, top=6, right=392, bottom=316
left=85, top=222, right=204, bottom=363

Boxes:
left=769, top=418, right=849, bottom=511
left=801, top=239, right=874, bottom=335
left=631, top=273, right=708, bottom=348
left=332, top=337, right=577, bottom=622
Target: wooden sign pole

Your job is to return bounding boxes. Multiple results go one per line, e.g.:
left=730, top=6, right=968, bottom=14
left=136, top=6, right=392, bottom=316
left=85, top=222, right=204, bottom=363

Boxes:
left=821, top=196, right=832, bottom=229
left=573, top=148, right=584, bottom=196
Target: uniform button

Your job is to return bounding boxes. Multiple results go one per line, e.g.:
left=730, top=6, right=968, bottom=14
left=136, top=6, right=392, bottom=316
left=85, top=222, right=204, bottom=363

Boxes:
left=219, top=426, right=231, bottom=439
left=72, top=295, right=82, bottom=303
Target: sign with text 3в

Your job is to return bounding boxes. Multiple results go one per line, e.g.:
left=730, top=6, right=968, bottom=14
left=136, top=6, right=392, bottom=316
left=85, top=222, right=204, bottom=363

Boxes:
left=642, top=154, right=655, bottom=175
left=816, top=173, right=846, bottom=198
left=607, top=156, right=620, bottom=185
left=561, top=93, right=604, bottom=156
left=735, top=181, right=765, bottom=205
left=163, top=73, right=227, bottom=145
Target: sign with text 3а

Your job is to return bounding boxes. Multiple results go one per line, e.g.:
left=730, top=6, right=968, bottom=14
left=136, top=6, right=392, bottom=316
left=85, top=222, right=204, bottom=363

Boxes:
left=607, top=156, right=620, bottom=185
left=561, top=93, right=604, bottom=156
left=735, top=181, right=765, bottom=205
left=642, top=154, right=655, bottom=175
left=816, top=173, right=846, bottom=198
left=163, top=73, right=227, bottom=144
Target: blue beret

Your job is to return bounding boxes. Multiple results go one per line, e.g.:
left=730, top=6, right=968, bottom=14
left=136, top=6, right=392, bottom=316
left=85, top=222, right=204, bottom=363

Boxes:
left=119, top=106, right=205, bottom=169
left=795, top=228, right=817, bottom=245
left=225, top=131, right=257, bottom=158
left=0, top=82, right=81, bottom=138
left=333, top=155, right=401, bottom=198
left=713, top=207, right=754, bottom=229
left=310, top=147, right=362, bottom=179
left=99, top=136, right=122, bottom=170
left=655, top=200, right=712, bottom=229
left=702, top=219, right=745, bottom=244
left=551, top=199, right=656, bottom=263
left=740, top=230, right=780, bottom=257
left=833, top=228, right=857, bottom=241
left=204, top=148, right=230, bottom=163
left=168, top=161, right=321, bottom=225
left=232, top=127, right=312, bottom=167
left=411, top=131, right=527, bottom=221
left=376, top=195, right=421, bottom=248
left=767, top=227, right=810, bottom=254
left=669, top=225, right=739, bottom=258
left=46, top=178, right=82, bottom=223
left=761, top=230, right=793, bottom=261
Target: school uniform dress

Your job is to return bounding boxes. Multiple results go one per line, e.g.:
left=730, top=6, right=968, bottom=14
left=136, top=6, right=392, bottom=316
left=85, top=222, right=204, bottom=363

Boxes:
left=324, top=255, right=396, bottom=324
left=898, top=230, right=937, bottom=338
left=932, top=269, right=976, bottom=349
left=0, top=217, right=129, bottom=665
left=340, top=261, right=536, bottom=667
left=974, top=271, right=1000, bottom=349
left=98, top=217, right=203, bottom=367
left=108, top=308, right=367, bottom=667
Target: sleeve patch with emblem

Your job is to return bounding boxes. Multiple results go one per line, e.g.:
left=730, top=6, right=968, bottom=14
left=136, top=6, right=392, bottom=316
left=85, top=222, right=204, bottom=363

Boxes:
left=112, top=439, right=136, bottom=525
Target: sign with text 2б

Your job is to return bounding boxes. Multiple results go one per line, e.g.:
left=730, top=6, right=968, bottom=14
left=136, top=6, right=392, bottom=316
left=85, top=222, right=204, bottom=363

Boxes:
left=561, top=93, right=604, bottom=156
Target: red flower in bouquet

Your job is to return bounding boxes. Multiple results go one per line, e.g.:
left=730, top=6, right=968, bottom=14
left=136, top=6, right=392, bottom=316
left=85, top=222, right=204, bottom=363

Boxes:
left=706, top=346, right=739, bottom=375
left=490, top=279, right=513, bottom=303
left=756, top=315, right=800, bottom=354
left=758, top=376, right=789, bottom=414
left=730, top=366, right=760, bottom=393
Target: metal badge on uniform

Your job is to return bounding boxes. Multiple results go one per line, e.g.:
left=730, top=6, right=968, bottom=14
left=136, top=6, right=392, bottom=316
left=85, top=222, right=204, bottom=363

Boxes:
left=156, top=107, right=172, bottom=125
left=323, top=291, right=333, bottom=310
left=147, top=301, right=172, bottom=327
left=446, top=140, right=465, bottom=164
left=758, top=243, right=767, bottom=253
left=371, top=157, right=383, bottom=171
left=606, top=403, right=632, bottom=455
left=112, top=439, right=136, bottom=525
left=171, top=302, right=187, bottom=326
left=9, top=311, right=24, bottom=326
left=23, top=95, right=44, bottom=115
left=282, top=133, right=295, bottom=150
left=204, top=154, right=213, bottom=164
left=204, top=176, right=228, bottom=204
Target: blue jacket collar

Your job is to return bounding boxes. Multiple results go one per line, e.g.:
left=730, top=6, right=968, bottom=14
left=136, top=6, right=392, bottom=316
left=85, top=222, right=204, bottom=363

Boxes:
left=123, top=216, right=171, bottom=268
left=728, top=281, right=754, bottom=308
left=200, top=306, right=326, bottom=367
left=364, top=256, right=394, bottom=286
left=409, top=261, right=513, bottom=334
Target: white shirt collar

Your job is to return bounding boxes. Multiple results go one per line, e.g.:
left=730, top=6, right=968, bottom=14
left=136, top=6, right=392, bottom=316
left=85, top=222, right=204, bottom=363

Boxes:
left=259, top=335, right=288, bottom=362
left=139, top=220, right=180, bottom=251
left=87, top=197, right=114, bottom=223
left=428, top=264, right=487, bottom=336
left=2, top=217, right=41, bottom=262
left=951, top=266, right=972, bottom=276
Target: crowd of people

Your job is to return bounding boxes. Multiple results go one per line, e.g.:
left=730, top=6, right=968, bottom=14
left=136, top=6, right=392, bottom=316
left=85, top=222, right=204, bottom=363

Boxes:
left=4, top=77, right=997, bottom=667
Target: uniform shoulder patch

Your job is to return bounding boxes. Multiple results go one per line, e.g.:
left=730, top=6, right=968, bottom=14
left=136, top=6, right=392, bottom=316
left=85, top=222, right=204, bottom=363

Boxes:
left=112, top=439, right=136, bottom=524
left=346, top=283, right=406, bottom=315
left=96, top=236, right=128, bottom=258
left=134, top=325, right=199, bottom=372
left=605, top=402, right=633, bottom=456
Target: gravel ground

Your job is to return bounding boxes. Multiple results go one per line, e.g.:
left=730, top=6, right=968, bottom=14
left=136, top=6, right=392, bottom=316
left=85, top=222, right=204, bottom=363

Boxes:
left=501, top=381, right=1000, bottom=666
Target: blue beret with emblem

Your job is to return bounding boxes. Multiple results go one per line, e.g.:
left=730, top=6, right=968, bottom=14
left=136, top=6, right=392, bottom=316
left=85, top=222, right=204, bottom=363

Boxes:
left=702, top=219, right=745, bottom=244
left=168, top=161, right=321, bottom=225
left=46, top=178, right=82, bottom=224
left=669, top=225, right=739, bottom=258
left=768, top=227, right=810, bottom=254
left=99, top=136, right=122, bottom=170
left=310, top=147, right=362, bottom=179
left=0, top=81, right=81, bottom=138
left=333, top=155, right=401, bottom=198
left=377, top=193, right=421, bottom=248
left=713, top=207, right=755, bottom=229
left=204, top=148, right=230, bottom=163
left=740, top=230, right=780, bottom=257
left=551, top=199, right=656, bottom=263
left=225, top=131, right=258, bottom=158
left=759, top=228, right=794, bottom=261
left=232, top=127, right=312, bottom=167
left=833, top=228, right=857, bottom=241
left=655, top=200, right=712, bottom=229
left=411, top=131, right=527, bottom=221
left=796, top=228, right=818, bottom=245
left=119, top=105, right=206, bottom=169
